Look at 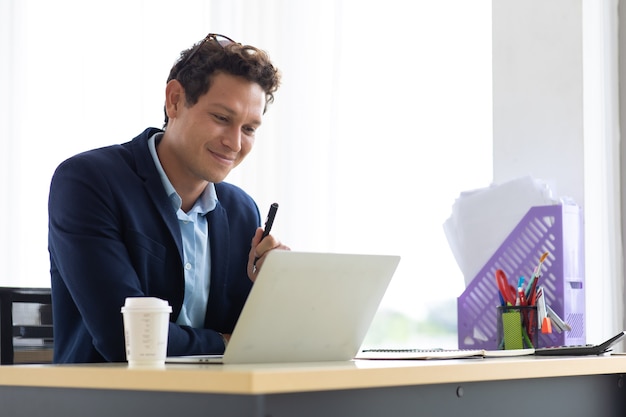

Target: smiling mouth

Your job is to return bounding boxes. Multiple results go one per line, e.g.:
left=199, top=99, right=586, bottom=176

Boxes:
left=209, top=149, right=236, bottom=165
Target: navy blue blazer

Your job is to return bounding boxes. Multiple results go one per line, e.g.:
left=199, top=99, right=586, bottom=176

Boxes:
left=48, top=128, right=259, bottom=363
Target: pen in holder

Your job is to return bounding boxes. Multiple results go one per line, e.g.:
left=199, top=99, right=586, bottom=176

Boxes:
left=497, top=305, right=538, bottom=350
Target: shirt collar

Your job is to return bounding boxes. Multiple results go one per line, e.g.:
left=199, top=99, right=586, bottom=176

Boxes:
left=148, top=132, right=217, bottom=215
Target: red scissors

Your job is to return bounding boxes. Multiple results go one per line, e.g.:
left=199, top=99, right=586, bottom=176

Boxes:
left=495, top=269, right=517, bottom=306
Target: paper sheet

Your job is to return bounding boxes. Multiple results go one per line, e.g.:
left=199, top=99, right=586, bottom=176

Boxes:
left=443, top=176, right=557, bottom=286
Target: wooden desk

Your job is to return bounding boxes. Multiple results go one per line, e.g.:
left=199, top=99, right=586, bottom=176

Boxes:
left=0, top=356, right=625, bottom=416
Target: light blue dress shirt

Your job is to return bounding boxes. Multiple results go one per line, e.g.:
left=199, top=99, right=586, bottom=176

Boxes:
left=148, top=133, right=217, bottom=328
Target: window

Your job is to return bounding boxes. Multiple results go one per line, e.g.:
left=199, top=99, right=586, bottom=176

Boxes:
left=0, top=0, right=492, bottom=349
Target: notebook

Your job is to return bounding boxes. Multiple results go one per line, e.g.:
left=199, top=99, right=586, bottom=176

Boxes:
left=166, top=250, right=400, bottom=364
left=356, top=347, right=536, bottom=360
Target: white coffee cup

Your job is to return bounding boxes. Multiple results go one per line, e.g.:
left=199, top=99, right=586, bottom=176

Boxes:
left=121, top=297, right=172, bottom=367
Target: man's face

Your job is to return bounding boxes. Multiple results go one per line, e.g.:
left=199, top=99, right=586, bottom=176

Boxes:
left=161, top=72, right=266, bottom=186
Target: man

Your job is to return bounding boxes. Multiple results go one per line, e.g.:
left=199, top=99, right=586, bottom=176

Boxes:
left=48, top=33, right=287, bottom=363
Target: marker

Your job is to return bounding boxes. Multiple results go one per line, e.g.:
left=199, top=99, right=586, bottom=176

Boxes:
left=261, top=203, right=279, bottom=241
left=254, top=203, right=279, bottom=266
left=517, top=286, right=526, bottom=306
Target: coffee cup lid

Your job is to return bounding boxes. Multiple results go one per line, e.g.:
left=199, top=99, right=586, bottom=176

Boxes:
left=121, top=297, right=172, bottom=313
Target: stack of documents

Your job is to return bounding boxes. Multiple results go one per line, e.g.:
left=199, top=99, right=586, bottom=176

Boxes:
left=443, top=176, right=557, bottom=286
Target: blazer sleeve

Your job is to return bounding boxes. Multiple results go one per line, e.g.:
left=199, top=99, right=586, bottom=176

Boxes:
left=49, top=154, right=149, bottom=361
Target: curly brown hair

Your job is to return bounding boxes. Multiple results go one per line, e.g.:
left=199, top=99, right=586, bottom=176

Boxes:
left=163, top=34, right=281, bottom=127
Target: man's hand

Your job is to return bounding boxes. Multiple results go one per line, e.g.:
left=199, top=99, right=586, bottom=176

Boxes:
left=247, top=227, right=290, bottom=281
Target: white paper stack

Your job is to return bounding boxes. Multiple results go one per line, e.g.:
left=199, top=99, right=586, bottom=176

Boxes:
left=443, top=176, right=557, bottom=286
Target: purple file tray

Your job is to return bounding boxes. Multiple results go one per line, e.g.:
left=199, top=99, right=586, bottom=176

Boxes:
left=457, top=204, right=585, bottom=349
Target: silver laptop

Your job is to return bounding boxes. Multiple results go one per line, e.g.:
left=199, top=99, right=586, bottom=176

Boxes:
left=166, top=250, right=400, bottom=364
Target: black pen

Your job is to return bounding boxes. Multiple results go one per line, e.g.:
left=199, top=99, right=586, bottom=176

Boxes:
left=254, top=203, right=279, bottom=266
left=261, top=202, right=279, bottom=240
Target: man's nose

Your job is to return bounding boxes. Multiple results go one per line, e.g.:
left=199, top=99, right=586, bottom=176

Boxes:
left=222, top=126, right=242, bottom=152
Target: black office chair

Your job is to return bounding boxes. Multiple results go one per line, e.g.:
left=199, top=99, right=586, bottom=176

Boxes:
left=0, top=287, right=53, bottom=364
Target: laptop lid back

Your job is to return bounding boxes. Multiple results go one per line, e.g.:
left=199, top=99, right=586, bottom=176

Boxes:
left=223, top=251, right=400, bottom=364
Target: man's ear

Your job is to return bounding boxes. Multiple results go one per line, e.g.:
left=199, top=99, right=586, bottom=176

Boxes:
left=165, top=79, right=184, bottom=121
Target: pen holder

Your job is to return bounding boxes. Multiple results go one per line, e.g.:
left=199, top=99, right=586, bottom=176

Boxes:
left=457, top=204, right=585, bottom=350
left=497, top=306, right=538, bottom=350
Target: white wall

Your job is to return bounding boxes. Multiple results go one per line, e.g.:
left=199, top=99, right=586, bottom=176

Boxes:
left=493, top=0, right=584, bottom=202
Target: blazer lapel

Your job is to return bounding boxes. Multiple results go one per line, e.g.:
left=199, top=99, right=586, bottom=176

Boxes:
left=205, top=202, right=230, bottom=325
left=130, top=129, right=183, bottom=259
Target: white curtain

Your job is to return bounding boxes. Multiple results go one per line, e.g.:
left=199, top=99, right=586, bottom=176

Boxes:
left=0, top=0, right=492, bottom=348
